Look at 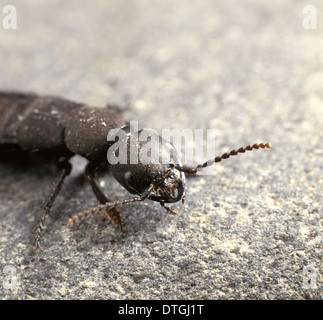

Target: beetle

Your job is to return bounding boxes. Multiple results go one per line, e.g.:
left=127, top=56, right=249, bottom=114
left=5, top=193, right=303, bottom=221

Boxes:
left=0, top=91, right=272, bottom=250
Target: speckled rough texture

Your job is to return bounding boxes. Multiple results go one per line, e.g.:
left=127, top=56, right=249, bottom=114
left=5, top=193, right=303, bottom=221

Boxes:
left=0, top=0, right=322, bottom=299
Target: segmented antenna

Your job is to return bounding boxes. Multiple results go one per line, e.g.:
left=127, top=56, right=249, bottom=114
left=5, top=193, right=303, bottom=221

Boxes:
left=67, top=203, right=126, bottom=228
left=67, top=169, right=173, bottom=227
left=68, top=187, right=156, bottom=227
left=173, top=142, right=272, bottom=174
left=67, top=205, right=103, bottom=227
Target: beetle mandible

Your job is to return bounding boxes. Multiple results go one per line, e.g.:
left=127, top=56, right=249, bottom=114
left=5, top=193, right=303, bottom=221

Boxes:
left=0, top=91, right=272, bottom=250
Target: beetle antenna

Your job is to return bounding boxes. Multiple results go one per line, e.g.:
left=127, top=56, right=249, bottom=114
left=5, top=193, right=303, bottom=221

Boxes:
left=173, top=142, right=272, bottom=174
left=68, top=205, right=103, bottom=226
left=68, top=197, right=148, bottom=227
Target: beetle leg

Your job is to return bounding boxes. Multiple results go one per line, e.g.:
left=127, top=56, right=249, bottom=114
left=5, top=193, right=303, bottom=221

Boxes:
left=85, top=162, right=124, bottom=231
left=160, top=202, right=177, bottom=215
left=32, top=158, right=72, bottom=250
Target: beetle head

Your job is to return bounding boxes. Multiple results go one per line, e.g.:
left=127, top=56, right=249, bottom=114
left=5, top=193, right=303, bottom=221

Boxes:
left=108, top=128, right=186, bottom=204
left=122, top=164, right=186, bottom=203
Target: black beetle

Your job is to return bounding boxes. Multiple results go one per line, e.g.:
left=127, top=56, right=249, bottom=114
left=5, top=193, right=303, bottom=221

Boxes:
left=0, top=91, right=272, bottom=249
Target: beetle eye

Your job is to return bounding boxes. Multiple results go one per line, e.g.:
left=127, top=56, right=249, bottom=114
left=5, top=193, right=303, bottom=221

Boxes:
left=123, top=171, right=136, bottom=188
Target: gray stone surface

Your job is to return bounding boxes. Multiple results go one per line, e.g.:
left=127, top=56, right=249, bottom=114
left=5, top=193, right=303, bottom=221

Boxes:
left=0, top=0, right=322, bottom=299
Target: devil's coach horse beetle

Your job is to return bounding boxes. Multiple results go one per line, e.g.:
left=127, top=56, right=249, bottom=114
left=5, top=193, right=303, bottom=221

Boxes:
left=0, top=91, right=272, bottom=250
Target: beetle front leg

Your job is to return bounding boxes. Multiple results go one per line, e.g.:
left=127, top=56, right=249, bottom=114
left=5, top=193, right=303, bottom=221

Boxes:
left=85, top=162, right=124, bottom=231
left=160, top=202, right=177, bottom=215
left=33, top=158, right=72, bottom=250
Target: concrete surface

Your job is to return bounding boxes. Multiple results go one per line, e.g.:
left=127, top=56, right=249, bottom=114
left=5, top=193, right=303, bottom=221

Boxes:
left=0, top=0, right=322, bottom=299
